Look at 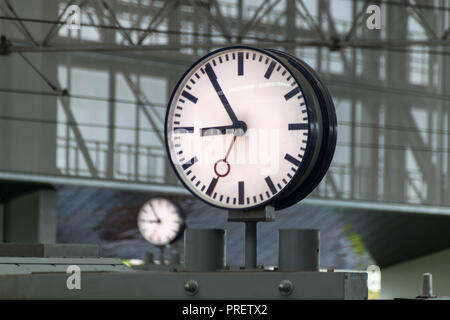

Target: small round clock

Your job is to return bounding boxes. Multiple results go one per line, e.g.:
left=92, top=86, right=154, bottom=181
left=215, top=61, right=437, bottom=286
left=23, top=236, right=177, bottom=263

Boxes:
left=165, top=46, right=337, bottom=211
left=137, top=198, right=185, bottom=246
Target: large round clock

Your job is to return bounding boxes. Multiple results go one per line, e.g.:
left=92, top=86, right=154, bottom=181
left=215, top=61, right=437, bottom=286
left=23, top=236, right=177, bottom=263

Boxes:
left=137, top=197, right=185, bottom=246
left=165, top=46, right=337, bottom=210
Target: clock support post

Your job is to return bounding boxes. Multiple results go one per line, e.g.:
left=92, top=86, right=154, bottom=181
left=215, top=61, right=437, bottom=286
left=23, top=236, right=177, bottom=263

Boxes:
left=228, top=206, right=275, bottom=269
left=157, top=245, right=165, bottom=265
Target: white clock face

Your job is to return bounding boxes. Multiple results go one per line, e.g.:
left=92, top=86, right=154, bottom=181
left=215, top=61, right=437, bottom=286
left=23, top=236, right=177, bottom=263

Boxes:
left=166, top=48, right=309, bottom=210
left=137, top=198, right=183, bottom=245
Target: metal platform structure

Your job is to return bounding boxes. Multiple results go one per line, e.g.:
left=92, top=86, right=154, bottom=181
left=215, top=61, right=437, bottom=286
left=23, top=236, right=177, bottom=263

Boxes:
left=0, top=0, right=450, bottom=213
left=0, top=229, right=368, bottom=300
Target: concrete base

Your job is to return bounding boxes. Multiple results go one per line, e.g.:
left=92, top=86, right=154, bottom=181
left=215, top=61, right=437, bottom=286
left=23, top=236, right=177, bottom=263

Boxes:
left=0, top=243, right=99, bottom=258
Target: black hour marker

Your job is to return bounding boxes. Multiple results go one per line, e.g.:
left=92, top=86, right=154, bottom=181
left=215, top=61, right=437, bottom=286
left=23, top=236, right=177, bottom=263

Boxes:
left=264, top=61, right=276, bottom=79
left=206, top=177, right=217, bottom=196
left=182, top=90, right=198, bottom=104
left=237, top=52, right=244, bottom=76
left=182, top=156, right=198, bottom=170
left=265, top=176, right=277, bottom=195
left=285, top=153, right=301, bottom=166
left=174, top=127, right=194, bottom=134
left=288, top=123, right=308, bottom=130
left=284, top=87, right=300, bottom=101
left=238, top=181, right=244, bottom=204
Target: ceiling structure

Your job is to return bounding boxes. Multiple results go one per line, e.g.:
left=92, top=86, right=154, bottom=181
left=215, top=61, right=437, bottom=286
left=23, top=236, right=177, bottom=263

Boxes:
left=0, top=0, right=449, bottom=215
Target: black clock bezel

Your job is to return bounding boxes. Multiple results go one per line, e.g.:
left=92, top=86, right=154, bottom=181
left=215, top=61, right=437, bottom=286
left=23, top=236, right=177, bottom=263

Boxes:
left=137, top=197, right=186, bottom=245
left=268, top=50, right=337, bottom=209
left=164, top=45, right=327, bottom=211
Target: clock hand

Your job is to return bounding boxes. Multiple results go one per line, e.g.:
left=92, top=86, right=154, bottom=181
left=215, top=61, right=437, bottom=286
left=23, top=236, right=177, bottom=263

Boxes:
left=139, top=219, right=160, bottom=223
left=200, top=121, right=247, bottom=136
left=224, top=135, right=237, bottom=161
left=148, top=202, right=161, bottom=223
left=207, top=136, right=237, bottom=196
left=205, top=63, right=246, bottom=133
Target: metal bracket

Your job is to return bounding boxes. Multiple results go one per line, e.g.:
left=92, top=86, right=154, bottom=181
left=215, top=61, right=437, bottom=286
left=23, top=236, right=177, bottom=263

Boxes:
left=227, top=206, right=275, bottom=269
left=227, top=205, right=275, bottom=222
left=0, top=35, right=11, bottom=56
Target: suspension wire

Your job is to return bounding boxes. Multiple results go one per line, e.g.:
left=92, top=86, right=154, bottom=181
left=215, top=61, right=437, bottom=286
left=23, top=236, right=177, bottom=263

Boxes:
left=0, top=116, right=450, bottom=153
left=16, top=51, right=61, bottom=92
left=1, top=14, right=450, bottom=56
left=0, top=114, right=162, bottom=133
left=348, top=0, right=450, bottom=13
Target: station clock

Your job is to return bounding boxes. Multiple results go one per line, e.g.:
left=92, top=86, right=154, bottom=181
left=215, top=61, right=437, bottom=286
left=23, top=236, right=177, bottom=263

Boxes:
left=137, top=197, right=185, bottom=245
left=165, top=46, right=337, bottom=210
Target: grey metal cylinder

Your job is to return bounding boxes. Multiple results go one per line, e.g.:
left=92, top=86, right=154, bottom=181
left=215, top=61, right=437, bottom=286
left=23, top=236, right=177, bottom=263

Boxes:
left=421, top=273, right=434, bottom=297
left=167, top=251, right=181, bottom=265
left=144, top=252, right=154, bottom=265
left=278, top=229, right=319, bottom=271
left=184, top=228, right=226, bottom=272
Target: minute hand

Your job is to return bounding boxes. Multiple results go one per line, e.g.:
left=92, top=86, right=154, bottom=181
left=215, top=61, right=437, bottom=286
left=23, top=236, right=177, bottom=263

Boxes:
left=205, top=63, right=239, bottom=124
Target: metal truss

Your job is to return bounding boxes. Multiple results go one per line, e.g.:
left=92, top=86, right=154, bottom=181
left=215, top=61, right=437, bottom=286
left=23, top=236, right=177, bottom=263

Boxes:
left=1, top=0, right=450, bottom=212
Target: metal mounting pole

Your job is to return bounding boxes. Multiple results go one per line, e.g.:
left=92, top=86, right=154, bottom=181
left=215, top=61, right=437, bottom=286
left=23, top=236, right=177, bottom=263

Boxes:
left=245, top=221, right=257, bottom=269
left=158, top=245, right=165, bottom=265
left=228, top=206, right=275, bottom=269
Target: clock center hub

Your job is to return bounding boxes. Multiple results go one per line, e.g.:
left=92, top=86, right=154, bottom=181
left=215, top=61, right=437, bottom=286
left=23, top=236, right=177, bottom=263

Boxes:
left=214, top=159, right=231, bottom=177
left=234, top=121, right=247, bottom=137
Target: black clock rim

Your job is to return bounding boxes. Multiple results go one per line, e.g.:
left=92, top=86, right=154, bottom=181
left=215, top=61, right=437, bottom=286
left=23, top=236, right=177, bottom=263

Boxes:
left=268, top=50, right=337, bottom=209
left=164, top=45, right=318, bottom=211
left=137, top=197, right=186, bottom=246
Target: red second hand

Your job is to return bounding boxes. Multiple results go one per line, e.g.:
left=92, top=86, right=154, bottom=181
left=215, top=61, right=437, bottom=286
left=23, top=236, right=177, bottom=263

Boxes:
left=209, top=136, right=238, bottom=195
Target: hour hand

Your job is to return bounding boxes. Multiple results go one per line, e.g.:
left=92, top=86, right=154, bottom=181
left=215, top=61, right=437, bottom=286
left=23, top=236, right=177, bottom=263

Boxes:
left=200, top=125, right=236, bottom=136
left=139, top=219, right=160, bottom=223
left=201, top=121, right=247, bottom=137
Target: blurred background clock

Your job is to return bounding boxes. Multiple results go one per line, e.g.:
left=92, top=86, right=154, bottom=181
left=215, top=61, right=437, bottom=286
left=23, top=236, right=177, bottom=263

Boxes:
left=165, top=46, right=337, bottom=211
left=137, top=197, right=185, bottom=246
